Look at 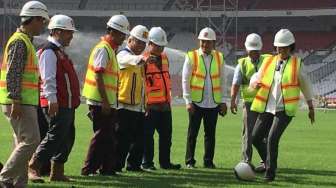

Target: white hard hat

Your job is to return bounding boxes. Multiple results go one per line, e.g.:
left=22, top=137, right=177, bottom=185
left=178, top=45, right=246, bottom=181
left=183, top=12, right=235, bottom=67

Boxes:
left=107, top=15, right=130, bottom=35
left=148, top=27, right=168, bottom=46
left=234, top=162, right=256, bottom=181
left=198, top=27, right=216, bottom=41
left=245, top=33, right=262, bottom=51
left=130, top=25, right=149, bottom=43
left=48, top=15, right=76, bottom=31
left=273, top=29, right=295, bottom=47
left=20, top=1, right=49, bottom=20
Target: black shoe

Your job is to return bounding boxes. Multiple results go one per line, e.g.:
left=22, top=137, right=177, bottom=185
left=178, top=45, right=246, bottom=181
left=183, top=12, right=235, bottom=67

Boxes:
left=264, top=175, right=275, bottom=182
left=161, top=163, right=181, bottom=170
left=204, top=163, right=216, bottom=169
left=126, top=166, right=144, bottom=172
left=186, top=164, right=196, bottom=169
left=255, top=162, right=266, bottom=173
left=0, top=162, right=3, bottom=172
left=99, top=170, right=116, bottom=176
left=141, top=164, right=157, bottom=171
left=264, top=171, right=275, bottom=182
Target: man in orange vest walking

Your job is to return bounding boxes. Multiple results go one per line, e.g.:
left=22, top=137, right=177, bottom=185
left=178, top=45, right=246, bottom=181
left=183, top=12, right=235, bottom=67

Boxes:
left=0, top=1, right=49, bottom=187
left=81, top=15, right=130, bottom=176
left=182, top=27, right=227, bottom=169
left=141, top=27, right=181, bottom=171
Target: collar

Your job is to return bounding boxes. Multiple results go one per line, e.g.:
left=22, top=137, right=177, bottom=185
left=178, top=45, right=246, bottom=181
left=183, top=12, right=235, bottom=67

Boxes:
left=198, top=48, right=212, bottom=57
left=101, top=35, right=118, bottom=50
left=48, top=36, right=63, bottom=48
left=125, top=46, right=135, bottom=55
left=17, top=28, right=34, bottom=42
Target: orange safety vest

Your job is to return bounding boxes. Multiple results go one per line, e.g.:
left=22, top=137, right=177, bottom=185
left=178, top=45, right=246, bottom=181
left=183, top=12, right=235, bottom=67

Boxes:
left=144, top=52, right=171, bottom=105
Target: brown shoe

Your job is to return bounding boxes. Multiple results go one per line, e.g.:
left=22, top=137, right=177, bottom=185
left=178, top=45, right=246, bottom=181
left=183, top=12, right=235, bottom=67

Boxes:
left=28, top=158, right=45, bottom=183
left=50, top=161, right=71, bottom=182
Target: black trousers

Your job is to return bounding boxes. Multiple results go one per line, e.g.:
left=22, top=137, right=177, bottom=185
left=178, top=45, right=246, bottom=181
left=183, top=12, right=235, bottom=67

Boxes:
left=185, top=104, right=219, bottom=165
left=35, top=107, right=75, bottom=164
left=81, top=105, right=117, bottom=174
left=115, top=109, right=144, bottom=170
left=37, top=107, right=51, bottom=175
left=252, top=111, right=292, bottom=177
left=241, top=102, right=259, bottom=163
left=142, top=110, right=172, bottom=167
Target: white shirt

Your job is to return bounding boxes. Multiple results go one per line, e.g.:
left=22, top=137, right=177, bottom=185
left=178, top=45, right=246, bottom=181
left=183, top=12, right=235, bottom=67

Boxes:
left=182, top=48, right=226, bottom=108
left=86, top=46, right=118, bottom=108
left=116, top=46, right=145, bottom=112
left=254, top=57, right=313, bottom=115
left=39, top=36, right=62, bottom=103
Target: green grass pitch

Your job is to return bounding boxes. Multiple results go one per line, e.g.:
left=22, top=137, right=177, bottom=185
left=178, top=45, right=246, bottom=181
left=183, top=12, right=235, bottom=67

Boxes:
left=0, top=105, right=335, bottom=187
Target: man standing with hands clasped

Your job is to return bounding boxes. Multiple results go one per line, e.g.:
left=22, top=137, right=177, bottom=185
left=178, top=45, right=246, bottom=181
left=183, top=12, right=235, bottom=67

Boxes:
left=182, top=27, right=227, bottom=169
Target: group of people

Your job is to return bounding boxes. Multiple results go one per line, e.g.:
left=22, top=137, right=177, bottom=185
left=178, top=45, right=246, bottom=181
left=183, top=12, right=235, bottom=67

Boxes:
left=0, top=1, right=316, bottom=187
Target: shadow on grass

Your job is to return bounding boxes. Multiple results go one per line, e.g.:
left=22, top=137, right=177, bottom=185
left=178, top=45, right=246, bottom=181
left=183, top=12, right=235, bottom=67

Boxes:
left=276, top=168, right=336, bottom=187
left=28, top=168, right=336, bottom=188
left=29, top=168, right=264, bottom=188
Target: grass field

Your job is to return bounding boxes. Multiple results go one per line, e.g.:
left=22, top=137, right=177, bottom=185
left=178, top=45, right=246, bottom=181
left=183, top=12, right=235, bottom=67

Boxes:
left=0, top=105, right=335, bottom=188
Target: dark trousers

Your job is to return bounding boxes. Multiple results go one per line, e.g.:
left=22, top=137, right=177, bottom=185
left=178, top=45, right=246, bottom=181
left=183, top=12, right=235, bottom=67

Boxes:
left=241, top=102, right=259, bottom=163
left=185, top=104, right=219, bottom=165
left=81, top=105, right=117, bottom=174
left=36, top=107, right=51, bottom=175
left=142, top=110, right=172, bottom=167
left=252, top=111, right=292, bottom=177
left=115, top=109, right=144, bottom=170
left=35, top=107, right=75, bottom=164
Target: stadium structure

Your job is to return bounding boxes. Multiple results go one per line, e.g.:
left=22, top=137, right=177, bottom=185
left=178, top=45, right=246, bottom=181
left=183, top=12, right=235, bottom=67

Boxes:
left=1, top=0, right=336, bottom=107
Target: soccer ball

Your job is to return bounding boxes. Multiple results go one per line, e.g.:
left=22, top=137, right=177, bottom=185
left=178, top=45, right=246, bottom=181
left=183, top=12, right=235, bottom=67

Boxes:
left=234, top=162, right=256, bottom=181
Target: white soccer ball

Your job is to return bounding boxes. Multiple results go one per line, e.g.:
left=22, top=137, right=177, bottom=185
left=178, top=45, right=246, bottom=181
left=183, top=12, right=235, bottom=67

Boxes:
left=234, top=162, right=256, bottom=181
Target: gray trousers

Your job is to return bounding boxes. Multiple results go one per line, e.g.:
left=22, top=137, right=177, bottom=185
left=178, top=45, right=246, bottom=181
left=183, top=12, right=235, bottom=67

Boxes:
left=0, top=105, right=40, bottom=187
left=241, top=102, right=259, bottom=163
left=252, top=111, right=292, bottom=177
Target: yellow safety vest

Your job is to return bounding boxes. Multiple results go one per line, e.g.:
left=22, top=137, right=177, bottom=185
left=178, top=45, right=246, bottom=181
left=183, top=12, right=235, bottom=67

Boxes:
left=188, top=50, right=224, bottom=104
left=0, top=32, right=39, bottom=105
left=251, top=55, right=301, bottom=116
left=118, top=49, right=143, bottom=105
left=82, top=40, right=119, bottom=104
left=238, top=54, right=270, bottom=102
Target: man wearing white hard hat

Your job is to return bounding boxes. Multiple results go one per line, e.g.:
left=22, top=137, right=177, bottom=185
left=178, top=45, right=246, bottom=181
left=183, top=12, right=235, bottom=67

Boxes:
left=114, top=25, right=148, bottom=172
left=0, top=1, right=48, bottom=187
left=230, top=33, right=269, bottom=169
left=81, top=15, right=129, bottom=176
left=250, top=29, right=314, bottom=181
left=28, top=14, right=79, bottom=182
left=141, top=27, right=181, bottom=170
left=183, top=27, right=227, bottom=169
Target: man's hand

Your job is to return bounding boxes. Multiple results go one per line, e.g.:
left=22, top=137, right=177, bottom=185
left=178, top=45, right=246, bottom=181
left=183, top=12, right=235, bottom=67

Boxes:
left=48, top=102, right=59, bottom=117
left=219, top=103, right=227, bottom=117
left=230, top=100, right=237, bottom=114
left=101, top=99, right=111, bottom=115
left=10, top=101, right=21, bottom=120
left=308, top=108, right=315, bottom=125
left=186, top=103, right=195, bottom=114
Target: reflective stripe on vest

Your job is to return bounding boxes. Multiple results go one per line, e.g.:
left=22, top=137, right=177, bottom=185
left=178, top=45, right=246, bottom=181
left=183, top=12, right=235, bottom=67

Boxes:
left=118, top=49, right=143, bottom=105
left=188, top=50, right=224, bottom=104
left=144, top=53, right=171, bottom=104
left=251, top=55, right=301, bottom=116
left=239, top=54, right=270, bottom=103
left=82, top=40, right=119, bottom=104
left=0, top=32, right=39, bottom=105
